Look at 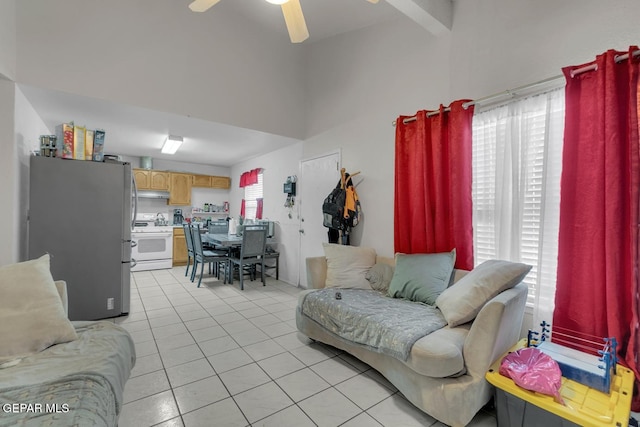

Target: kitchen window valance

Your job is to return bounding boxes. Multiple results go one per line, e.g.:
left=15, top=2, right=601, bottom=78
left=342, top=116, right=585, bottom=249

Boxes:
left=239, top=168, right=262, bottom=188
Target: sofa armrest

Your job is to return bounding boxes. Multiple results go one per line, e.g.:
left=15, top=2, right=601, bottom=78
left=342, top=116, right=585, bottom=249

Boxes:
left=462, top=283, right=527, bottom=377
left=306, top=257, right=327, bottom=289
left=54, top=280, right=69, bottom=318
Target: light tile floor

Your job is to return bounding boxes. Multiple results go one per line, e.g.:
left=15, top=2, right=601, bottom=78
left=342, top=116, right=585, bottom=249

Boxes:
left=114, top=267, right=497, bottom=427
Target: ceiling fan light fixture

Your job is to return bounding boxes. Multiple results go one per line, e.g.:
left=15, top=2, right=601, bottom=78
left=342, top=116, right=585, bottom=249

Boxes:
left=161, top=135, right=183, bottom=154
left=281, top=0, right=309, bottom=43
left=265, top=0, right=289, bottom=4
left=189, top=0, right=221, bottom=12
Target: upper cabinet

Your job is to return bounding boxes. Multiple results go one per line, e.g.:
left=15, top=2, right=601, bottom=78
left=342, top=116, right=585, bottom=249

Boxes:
left=134, top=168, right=230, bottom=205
left=134, top=169, right=170, bottom=191
left=169, top=172, right=192, bottom=205
left=193, top=174, right=231, bottom=189
left=150, top=171, right=170, bottom=190
left=211, top=176, right=231, bottom=189
left=133, top=169, right=150, bottom=189
left=192, top=174, right=211, bottom=187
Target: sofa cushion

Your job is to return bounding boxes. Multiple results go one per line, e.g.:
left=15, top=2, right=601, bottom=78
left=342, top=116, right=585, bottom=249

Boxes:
left=365, top=262, right=394, bottom=292
left=323, top=243, right=376, bottom=289
left=436, top=259, right=531, bottom=327
left=407, top=325, right=470, bottom=378
left=296, top=289, right=468, bottom=378
left=387, top=250, right=456, bottom=305
left=0, top=255, right=78, bottom=363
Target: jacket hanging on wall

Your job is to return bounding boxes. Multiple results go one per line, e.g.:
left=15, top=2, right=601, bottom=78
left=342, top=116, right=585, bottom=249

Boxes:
left=322, top=169, right=361, bottom=245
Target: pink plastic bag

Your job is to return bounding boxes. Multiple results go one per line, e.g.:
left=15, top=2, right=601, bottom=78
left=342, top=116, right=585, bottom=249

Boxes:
left=499, top=347, right=564, bottom=404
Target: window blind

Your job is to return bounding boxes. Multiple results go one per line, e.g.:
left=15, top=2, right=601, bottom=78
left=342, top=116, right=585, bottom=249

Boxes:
left=472, top=89, right=564, bottom=326
left=243, top=172, right=263, bottom=220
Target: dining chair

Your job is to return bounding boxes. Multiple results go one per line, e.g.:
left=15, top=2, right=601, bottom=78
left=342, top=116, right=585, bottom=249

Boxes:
left=183, top=223, right=195, bottom=278
left=227, top=226, right=268, bottom=290
left=191, top=224, right=229, bottom=287
left=208, top=222, right=229, bottom=235
left=207, top=222, right=231, bottom=253
left=257, top=244, right=280, bottom=280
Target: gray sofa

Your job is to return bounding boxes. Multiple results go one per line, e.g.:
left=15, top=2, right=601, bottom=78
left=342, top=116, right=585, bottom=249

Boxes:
left=297, top=256, right=527, bottom=427
left=0, top=281, right=136, bottom=427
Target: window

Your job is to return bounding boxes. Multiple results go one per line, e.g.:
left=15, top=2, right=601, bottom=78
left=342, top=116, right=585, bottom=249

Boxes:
left=243, top=172, right=263, bottom=220
left=472, top=88, right=564, bottom=327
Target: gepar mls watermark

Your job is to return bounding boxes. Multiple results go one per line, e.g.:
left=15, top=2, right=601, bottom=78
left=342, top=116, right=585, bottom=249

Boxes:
left=2, top=403, right=70, bottom=414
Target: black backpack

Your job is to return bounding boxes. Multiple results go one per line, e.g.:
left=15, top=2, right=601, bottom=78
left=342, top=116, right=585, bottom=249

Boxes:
left=322, top=187, right=347, bottom=230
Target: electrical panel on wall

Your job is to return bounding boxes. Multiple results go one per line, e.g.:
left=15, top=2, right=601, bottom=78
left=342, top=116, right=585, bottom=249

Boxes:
left=283, top=181, right=296, bottom=196
left=284, top=175, right=297, bottom=214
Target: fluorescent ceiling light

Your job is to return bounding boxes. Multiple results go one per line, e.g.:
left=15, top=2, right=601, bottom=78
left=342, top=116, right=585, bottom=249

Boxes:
left=265, top=0, right=289, bottom=4
left=161, top=135, right=183, bottom=154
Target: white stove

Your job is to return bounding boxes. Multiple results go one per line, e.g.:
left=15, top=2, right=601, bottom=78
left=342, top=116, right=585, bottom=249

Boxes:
left=133, top=223, right=174, bottom=233
left=133, top=212, right=173, bottom=232
left=131, top=213, right=174, bottom=271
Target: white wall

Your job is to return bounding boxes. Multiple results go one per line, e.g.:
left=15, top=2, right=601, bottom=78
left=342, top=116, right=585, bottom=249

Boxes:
left=15, top=0, right=306, bottom=140
left=122, top=155, right=230, bottom=177
left=449, top=0, right=640, bottom=100
left=0, top=0, right=16, bottom=80
left=303, top=19, right=451, bottom=258
left=230, top=143, right=304, bottom=286
left=0, top=80, right=17, bottom=265
left=14, top=86, right=50, bottom=262
left=0, top=0, right=16, bottom=266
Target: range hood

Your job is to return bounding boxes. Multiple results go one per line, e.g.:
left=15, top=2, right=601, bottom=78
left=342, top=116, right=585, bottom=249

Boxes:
left=137, top=190, right=170, bottom=199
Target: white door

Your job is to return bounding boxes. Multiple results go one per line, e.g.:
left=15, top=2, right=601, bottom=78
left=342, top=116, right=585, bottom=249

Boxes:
left=298, top=151, right=341, bottom=288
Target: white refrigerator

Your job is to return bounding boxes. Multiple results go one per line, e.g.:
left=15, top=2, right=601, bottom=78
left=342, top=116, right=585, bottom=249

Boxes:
left=28, top=156, right=136, bottom=321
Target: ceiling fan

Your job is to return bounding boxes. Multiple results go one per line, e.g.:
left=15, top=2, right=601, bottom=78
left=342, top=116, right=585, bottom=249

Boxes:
left=188, top=0, right=379, bottom=43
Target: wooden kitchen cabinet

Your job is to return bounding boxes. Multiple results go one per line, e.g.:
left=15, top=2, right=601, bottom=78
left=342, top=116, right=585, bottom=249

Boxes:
left=150, top=171, right=170, bottom=190
left=134, top=169, right=170, bottom=191
left=193, top=174, right=230, bottom=189
left=192, top=174, right=212, bottom=187
left=211, top=176, right=231, bottom=189
left=133, top=169, right=150, bottom=189
left=173, top=227, right=188, bottom=266
left=169, top=172, right=192, bottom=205
left=137, top=169, right=227, bottom=202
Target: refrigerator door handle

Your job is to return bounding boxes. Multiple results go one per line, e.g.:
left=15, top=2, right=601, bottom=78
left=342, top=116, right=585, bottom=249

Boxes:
left=130, top=240, right=137, bottom=248
left=131, top=173, right=138, bottom=230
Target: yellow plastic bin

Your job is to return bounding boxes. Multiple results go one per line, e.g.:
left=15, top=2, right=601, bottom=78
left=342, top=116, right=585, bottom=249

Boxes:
left=486, top=339, right=634, bottom=427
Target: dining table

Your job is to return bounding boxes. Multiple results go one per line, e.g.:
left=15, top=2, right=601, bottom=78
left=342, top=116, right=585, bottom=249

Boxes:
left=202, top=233, right=275, bottom=247
left=202, top=232, right=280, bottom=283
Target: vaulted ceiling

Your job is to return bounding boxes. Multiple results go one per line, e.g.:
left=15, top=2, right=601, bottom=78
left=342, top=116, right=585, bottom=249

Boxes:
left=18, top=0, right=452, bottom=167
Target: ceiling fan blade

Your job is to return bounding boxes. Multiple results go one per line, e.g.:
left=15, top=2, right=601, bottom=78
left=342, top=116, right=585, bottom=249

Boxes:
left=281, top=0, right=309, bottom=43
left=188, top=0, right=221, bottom=13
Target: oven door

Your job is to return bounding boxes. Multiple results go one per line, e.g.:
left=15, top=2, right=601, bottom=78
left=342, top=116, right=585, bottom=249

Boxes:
left=131, top=231, right=173, bottom=261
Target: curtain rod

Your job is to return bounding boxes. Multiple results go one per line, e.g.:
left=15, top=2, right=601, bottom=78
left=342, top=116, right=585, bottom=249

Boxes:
left=393, top=49, right=640, bottom=126
left=394, top=74, right=563, bottom=126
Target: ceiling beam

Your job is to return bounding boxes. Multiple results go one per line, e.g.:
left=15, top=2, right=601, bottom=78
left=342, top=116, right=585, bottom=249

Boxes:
left=385, top=0, right=452, bottom=36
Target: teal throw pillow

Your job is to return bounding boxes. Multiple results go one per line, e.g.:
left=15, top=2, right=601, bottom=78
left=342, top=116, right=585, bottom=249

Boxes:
left=387, top=250, right=456, bottom=305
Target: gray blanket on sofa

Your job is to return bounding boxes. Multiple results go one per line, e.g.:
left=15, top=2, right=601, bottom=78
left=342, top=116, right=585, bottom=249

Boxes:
left=300, top=289, right=447, bottom=361
left=0, top=321, right=135, bottom=427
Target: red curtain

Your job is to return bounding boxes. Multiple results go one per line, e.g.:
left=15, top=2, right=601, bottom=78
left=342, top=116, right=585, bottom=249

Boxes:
left=239, top=168, right=261, bottom=188
left=554, top=47, right=639, bottom=406
left=256, top=198, right=264, bottom=219
left=240, top=199, right=246, bottom=217
left=394, top=100, right=474, bottom=270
